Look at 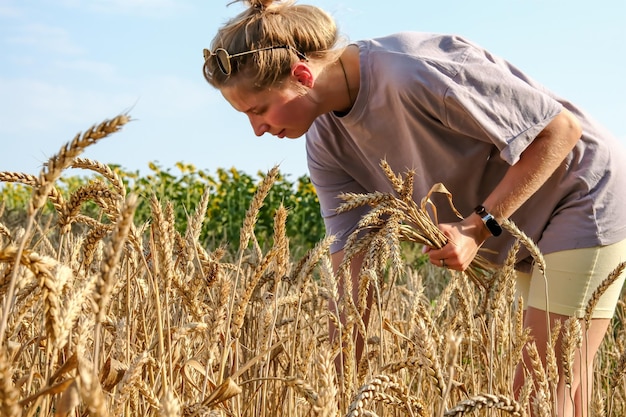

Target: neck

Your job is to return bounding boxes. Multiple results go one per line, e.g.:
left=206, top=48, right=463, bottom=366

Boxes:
left=338, top=57, right=353, bottom=106
left=333, top=47, right=358, bottom=114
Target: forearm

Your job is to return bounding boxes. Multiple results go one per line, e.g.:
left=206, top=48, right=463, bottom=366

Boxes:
left=480, top=108, right=582, bottom=225
left=428, top=108, right=583, bottom=270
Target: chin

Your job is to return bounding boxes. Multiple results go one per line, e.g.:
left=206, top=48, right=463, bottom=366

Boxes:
left=286, top=128, right=308, bottom=139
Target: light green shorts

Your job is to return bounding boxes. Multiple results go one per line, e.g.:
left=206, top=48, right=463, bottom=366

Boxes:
left=516, top=239, right=626, bottom=319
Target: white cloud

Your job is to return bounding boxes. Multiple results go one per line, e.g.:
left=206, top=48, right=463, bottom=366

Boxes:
left=0, top=4, right=22, bottom=18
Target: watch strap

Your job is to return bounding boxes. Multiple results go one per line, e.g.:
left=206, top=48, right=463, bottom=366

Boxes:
left=474, top=205, right=503, bottom=237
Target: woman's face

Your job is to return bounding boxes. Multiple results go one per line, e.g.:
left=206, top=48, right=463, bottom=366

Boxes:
left=221, top=82, right=317, bottom=139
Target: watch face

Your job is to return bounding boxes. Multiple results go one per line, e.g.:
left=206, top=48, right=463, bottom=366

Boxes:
left=486, top=218, right=503, bottom=236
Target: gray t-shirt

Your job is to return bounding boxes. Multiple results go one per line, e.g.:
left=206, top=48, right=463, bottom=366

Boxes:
left=306, top=32, right=626, bottom=271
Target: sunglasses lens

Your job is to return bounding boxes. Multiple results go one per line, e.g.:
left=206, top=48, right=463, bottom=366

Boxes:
left=215, top=49, right=231, bottom=75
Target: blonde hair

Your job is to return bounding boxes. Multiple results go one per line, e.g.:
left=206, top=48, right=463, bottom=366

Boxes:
left=203, top=0, right=341, bottom=90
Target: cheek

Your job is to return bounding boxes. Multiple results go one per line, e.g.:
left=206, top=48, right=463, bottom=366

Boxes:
left=278, top=99, right=312, bottom=126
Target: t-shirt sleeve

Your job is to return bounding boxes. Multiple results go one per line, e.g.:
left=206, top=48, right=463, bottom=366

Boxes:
left=439, top=42, right=563, bottom=165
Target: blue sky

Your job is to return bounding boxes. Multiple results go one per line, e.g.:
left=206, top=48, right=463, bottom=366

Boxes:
left=1, top=0, right=624, bottom=181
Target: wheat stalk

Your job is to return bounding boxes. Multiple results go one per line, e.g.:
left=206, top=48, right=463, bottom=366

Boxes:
left=5, top=117, right=626, bottom=416
left=94, top=194, right=138, bottom=323
left=0, top=114, right=129, bottom=344
left=339, top=178, right=497, bottom=288
left=231, top=245, right=278, bottom=338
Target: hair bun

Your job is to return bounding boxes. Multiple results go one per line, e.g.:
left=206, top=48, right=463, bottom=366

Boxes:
left=249, top=0, right=275, bottom=11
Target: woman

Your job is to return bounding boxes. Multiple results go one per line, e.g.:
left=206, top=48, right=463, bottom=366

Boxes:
left=203, top=1, right=626, bottom=415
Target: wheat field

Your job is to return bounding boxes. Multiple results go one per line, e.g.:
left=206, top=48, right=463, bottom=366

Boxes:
left=1, top=115, right=625, bottom=417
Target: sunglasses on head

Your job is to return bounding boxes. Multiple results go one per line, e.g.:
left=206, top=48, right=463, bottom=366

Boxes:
left=203, top=45, right=308, bottom=76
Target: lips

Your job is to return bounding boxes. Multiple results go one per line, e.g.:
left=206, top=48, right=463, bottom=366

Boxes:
left=276, top=129, right=286, bottom=138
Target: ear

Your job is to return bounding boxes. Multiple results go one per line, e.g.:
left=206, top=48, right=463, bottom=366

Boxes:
left=292, top=62, right=315, bottom=88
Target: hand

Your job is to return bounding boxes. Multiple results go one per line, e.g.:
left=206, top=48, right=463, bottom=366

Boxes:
left=423, top=214, right=490, bottom=271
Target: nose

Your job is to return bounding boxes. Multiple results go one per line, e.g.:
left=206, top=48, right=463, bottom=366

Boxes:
left=249, top=115, right=269, bottom=137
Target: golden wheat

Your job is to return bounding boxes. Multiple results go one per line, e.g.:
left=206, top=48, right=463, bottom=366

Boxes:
left=2, top=123, right=626, bottom=417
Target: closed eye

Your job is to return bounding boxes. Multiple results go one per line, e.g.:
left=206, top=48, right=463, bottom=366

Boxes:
left=249, top=108, right=266, bottom=116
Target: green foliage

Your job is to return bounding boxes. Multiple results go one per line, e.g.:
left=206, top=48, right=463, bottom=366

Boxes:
left=0, top=162, right=325, bottom=255
left=0, top=183, right=32, bottom=211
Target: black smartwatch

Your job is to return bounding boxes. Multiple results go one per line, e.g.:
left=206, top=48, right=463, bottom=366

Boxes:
left=474, top=205, right=502, bottom=237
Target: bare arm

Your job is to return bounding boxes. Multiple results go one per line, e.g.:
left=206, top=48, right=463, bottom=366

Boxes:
left=426, top=107, right=583, bottom=270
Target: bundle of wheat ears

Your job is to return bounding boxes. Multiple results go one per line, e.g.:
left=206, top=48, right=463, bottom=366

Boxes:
left=0, top=114, right=625, bottom=417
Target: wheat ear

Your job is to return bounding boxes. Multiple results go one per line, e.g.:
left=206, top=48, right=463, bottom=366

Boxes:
left=30, top=114, right=129, bottom=215
left=562, top=317, right=582, bottom=390
left=526, top=341, right=552, bottom=414
left=313, top=347, right=339, bottom=417
left=0, top=171, right=66, bottom=215
left=444, top=393, right=522, bottom=416
left=412, top=317, right=447, bottom=395
left=80, top=224, right=112, bottom=271
left=591, top=389, right=606, bottom=417
left=70, top=157, right=126, bottom=197
left=0, top=346, right=21, bottom=417
left=77, top=333, right=108, bottom=416
left=292, top=234, right=336, bottom=291
left=346, top=373, right=424, bottom=417
left=501, top=218, right=546, bottom=276
left=379, top=159, right=404, bottom=194
left=0, top=222, right=10, bottom=242
left=546, top=320, right=562, bottom=411
left=239, top=165, right=279, bottom=252
left=160, top=388, right=181, bottom=417
left=231, top=245, right=278, bottom=338
left=185, top=184, right=212, bottom=262
left=59, top=180, right=117, bottom=234
left=610, top=348, right=626, bottom=392
left=94, top=194, right=138, bottom=323
left=216, top=166, right=279, bottom=385
left=113, top=351, right=152, bottom=415
left=584, top=261, right=626, bottom=326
